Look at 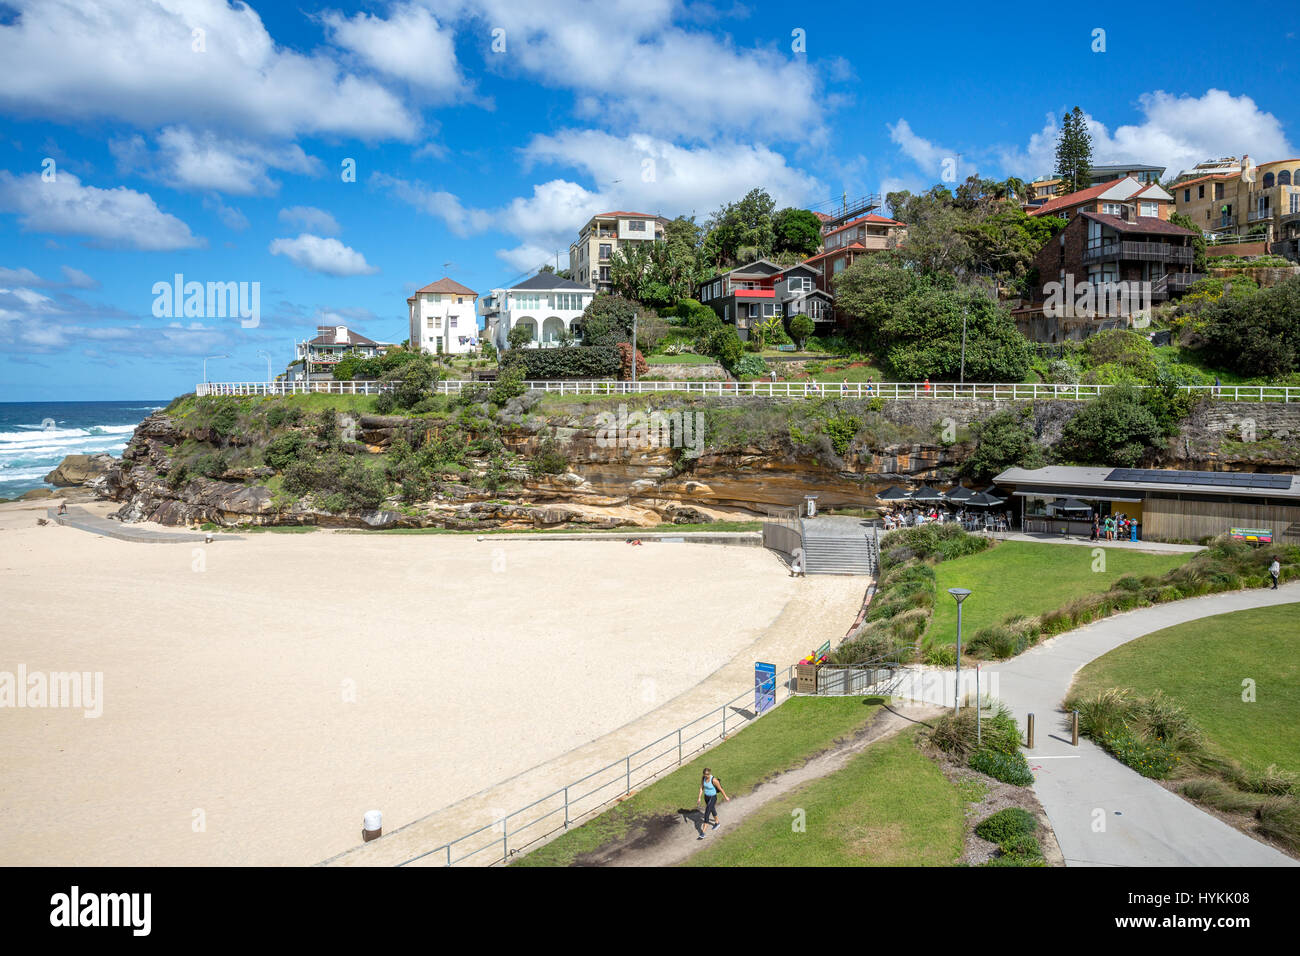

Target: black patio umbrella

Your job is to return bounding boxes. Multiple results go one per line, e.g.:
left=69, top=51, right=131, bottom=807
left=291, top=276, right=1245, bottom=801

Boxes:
left=909, top=484, right=946, bottom=504
left=874, top=486, right=913, bottom=502
left=966, top=491, right=1006, bottom=508
left=943, top=484, right=976, bottom=503
left=1055, top=498, right=1093, bottom=513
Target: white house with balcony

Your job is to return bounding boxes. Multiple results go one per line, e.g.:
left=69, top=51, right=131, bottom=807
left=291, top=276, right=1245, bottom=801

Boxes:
left=481, top=274, right=594, bottom=350
left=407, top=277, right=480, bottom=355
left=289, top=325, right=391, bottom=382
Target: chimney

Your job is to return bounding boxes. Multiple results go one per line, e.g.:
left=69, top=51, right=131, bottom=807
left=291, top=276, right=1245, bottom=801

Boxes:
left=335, top=326, right=347, bottom=343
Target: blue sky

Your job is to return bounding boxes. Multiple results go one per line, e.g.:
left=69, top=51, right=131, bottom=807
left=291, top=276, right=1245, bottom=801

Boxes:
left=1, top=0, right=1296, bottom=401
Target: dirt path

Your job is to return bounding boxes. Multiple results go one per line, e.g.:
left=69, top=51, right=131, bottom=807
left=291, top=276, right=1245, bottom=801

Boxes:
left=572, top=703, right=945, bottom=867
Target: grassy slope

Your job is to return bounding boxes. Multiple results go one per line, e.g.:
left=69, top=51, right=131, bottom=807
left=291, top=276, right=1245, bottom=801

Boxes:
left=927, top=542, right=1193, bottom=646
left=512, top=696, right=883, bottom=867
left=1069, top=604, right=1300, bottom=774
left=684, top=726, right=964, bottom=866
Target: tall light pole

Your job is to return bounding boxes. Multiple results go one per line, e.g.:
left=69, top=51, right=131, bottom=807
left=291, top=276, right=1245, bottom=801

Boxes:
left=203, top=354, right=228, bottom=383
left=948, top=587, right=972, bottom=713
left=630, top=311, right=638, bottom=388
left=257, top=350, right=272, bottom=382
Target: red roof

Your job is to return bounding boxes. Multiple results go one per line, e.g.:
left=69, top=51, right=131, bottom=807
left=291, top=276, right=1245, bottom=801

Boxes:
left=1172, top=172, right=1235, bottom=192
left=414, top=277, right=477, bottom=296
left=1028, top=177, right=1131, bottom=217
left=802, top=242, right=867, bottom=265
left=823, top=213, right=903, bottom=236
left=593, top=211, right=662, bottom=219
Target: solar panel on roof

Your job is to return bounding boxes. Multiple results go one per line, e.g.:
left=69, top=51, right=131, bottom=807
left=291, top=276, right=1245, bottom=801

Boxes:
left=1103, top=468, right=1291, bottom=490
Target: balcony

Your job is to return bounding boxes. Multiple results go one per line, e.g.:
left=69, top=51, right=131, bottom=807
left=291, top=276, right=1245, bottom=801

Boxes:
left=1153, top=273, right=1204, bottom=297
left=734, top=288, right=775, bottom=298
left=1081, top=240, right=1191, bottom=264
left=1248, top=207, right=1273, bottom=222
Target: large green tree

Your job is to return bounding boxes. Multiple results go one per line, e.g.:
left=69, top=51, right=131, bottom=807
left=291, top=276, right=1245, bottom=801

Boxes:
left=772, top=207, right=824, bottom=258
left=1054, top=106, right=1093, bottom=195
left=1200, top=275, right=1300, bottom=378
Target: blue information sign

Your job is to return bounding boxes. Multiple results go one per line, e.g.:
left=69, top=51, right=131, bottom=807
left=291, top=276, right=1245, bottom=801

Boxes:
left=754, top=661, right=777, bottom=714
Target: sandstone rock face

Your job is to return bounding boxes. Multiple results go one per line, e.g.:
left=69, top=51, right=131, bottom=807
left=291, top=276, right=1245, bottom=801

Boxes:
left=44, top=453, right=115, bottom=487
left=102, top=397, right=1300, bottom=530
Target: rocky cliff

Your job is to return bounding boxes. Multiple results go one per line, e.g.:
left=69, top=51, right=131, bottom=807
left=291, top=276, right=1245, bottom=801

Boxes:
left=65, top=392, right=1300, bottom=530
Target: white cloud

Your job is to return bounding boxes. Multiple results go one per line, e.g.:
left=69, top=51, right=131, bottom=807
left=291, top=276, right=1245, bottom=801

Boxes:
left=0, top=171, right=202, bottom=251
left=430, top=0, right=826, bottom=140
left=0, top=0, right=418, bottom=141
left=887, top=120, right=967, bottom=180
left=112, top=127, right=322, bottom=196
left=323, top=2, right=467, bottom=97
left=60, top=266, right=98, bottom=289
left=204, top=196, right=251, bottom=232
left=0, top=265, right=98, bottom=289
left=370, top=172, right=495, bottom=236
left=997, top=91, right=1297, bottom=181
left=279, top=206, right=342, bottom=236
left=269, top=234, right=379, bottom=276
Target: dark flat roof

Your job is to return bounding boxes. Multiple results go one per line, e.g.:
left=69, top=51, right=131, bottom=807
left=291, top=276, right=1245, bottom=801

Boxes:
left=996, top=465, right=1300, bottom=501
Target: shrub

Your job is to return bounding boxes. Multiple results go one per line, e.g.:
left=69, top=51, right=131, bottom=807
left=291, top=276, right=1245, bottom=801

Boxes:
left=923, top=644, right=957, bottom=666
left=732, top=354, right=769, bottom=378
left=1180, top=779, right=1264, bottom=815
left=1095, top=727, right=1180, bottom=778
left=488, top=365, right=527, bottom=405
left=974, top=807, right=1037, bottom=845
left=265, top=432, right=308, bottom=471
left=999, top=834, right=1043, bottom=857
left=1255, top=798, right=1300, bottom=851
left=969, top=748, right=1034, bottom=786
left=500, top=345, right=621, bottom=379
left=530, top=431, right=568, bottom=476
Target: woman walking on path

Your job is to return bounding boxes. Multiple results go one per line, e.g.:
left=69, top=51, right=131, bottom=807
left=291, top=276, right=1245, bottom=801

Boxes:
left=1270, top=558, right=1281, bottom=590
left=696, top=768, right=730, bottom=837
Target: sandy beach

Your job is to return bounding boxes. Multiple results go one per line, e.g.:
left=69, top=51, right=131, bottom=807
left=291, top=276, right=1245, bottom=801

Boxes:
left=0, top=500, right=866, bottom=866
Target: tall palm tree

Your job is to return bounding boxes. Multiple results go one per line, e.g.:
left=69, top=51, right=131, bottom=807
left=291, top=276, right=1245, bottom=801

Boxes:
left=1002, top=177, right=1027, bottom=204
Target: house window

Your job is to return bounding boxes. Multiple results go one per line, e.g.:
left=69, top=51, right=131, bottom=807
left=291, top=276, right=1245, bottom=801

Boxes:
left=1198, top=185, right=1205, bottom=198
left=450, top=316, right=457, bottom=328
left=599, top=267, right=610, bottom=282
left=627, top=220, right=647, bottom=232
left=599, top=244, right=611, bottom=260
left=1183, top=189, right=1190, bottom=203
left=426, top=317, right=434, bottom=328
left=1291, top=193, right=1299, bottom=215
left=1215, top=183, right=1225, bottom=199
left=1102, top=203, right=1123, bottom=216
left=1263, top=172, right=1275, bottom=189
left=832, top=257, right=846, bottom=274
left=1140, top=202, right=1158, bottom=218
left=1278, top=171, right=1292, bottom=186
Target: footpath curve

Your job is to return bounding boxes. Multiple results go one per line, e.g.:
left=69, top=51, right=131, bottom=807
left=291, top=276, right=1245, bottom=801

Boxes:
left=994, top=583, right=1300, bottom=867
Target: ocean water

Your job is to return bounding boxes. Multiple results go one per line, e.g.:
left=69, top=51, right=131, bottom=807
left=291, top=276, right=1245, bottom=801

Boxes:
left=0, top=401, right=165, bottom=500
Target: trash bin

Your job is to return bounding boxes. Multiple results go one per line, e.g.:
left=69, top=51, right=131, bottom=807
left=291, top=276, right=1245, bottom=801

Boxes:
left=796, top=663, right=820, bottom=694
left=1131, top=523, right=1138, bottom=542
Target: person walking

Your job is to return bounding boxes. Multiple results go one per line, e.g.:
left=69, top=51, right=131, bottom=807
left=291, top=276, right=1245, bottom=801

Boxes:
left=1270, top=557, right=1281, bottom=590
left=696, top=768, right=730, bottom=836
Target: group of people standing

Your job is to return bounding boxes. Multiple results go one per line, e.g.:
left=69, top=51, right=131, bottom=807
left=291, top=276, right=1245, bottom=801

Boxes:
left=1091, top=513, right=1137, bottom=541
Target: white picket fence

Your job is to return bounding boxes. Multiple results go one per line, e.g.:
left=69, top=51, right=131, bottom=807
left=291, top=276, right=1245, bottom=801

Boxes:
left=194, top=379, right=1300, bottom=403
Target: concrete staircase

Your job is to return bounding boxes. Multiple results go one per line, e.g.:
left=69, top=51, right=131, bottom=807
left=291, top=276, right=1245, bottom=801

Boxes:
left=800, top=520, right=877, bottom=575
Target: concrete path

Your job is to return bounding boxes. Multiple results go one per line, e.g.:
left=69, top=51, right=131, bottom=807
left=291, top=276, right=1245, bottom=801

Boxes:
left=47, top=505, right=234, bottom=543
left=993, top=531, right=1206, bottom=554
left=995, top=583, right=1300, bottom=867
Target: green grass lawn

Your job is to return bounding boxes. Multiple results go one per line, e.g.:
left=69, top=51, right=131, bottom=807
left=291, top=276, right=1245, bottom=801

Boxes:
left=513, top=696, right=883, bottom=866
left=684, top=726, right=964, bottom=866
left=927, top=541, right=1194, bottom=646
left=1069, top=604, right=1300, bottom=774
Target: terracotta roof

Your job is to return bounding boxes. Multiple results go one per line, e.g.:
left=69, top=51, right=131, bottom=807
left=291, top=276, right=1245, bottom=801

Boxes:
left=823, top=213, right=903, bottom=236
left=1028, top=177, right=1132, bottom=217
left=1172, top=172, right=1236, bottom=192
left=1079, top=211, right=1196, bottom=236
left=414, top=277, right=477, bottom=296
left=592, top=211, right=663, bottom=220
left=802, top=242, right=867, bottom=265
left=811, top=211, right=834, bottom=222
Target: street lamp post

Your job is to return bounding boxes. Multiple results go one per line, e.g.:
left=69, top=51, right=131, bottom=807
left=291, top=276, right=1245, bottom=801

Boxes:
left=257, top=350, right=272, bottom=383
left=203, top=354, right=228, bottom=383
left=948, top=587, right=972, bottom=713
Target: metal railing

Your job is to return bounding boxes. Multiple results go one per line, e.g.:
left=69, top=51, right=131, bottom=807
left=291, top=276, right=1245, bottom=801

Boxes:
left=395, top=664, right=797, bottom=867
left=193, top=379, right=1300, bottom=403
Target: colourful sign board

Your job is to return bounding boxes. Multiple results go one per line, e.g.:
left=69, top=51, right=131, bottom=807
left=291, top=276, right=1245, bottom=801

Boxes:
left=1230, top=527, right=1273, bottom=544
left=754, top=662, right=777, bottom=715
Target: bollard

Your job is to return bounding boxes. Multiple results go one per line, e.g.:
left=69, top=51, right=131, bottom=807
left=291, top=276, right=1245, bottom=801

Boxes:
left=1072, top=710, right=1080, bottom=747
left=1027, top=713, right=1035, bottom=749
left=362, top=809, right=382, bottom=842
